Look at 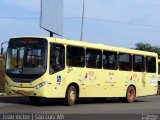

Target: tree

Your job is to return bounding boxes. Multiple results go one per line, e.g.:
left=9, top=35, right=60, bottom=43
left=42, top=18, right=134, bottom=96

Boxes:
left=134, top=42, right=160, bottom=56
left=135, top=42, right=160, bottom=94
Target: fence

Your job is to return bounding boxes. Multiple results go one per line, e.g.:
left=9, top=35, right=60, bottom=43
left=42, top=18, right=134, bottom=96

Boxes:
left=0, top=55, right=5, bottom=93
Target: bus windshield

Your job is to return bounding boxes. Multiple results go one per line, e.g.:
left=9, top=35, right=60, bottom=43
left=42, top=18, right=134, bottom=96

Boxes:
left=5, top=38, right=47, bottom=80
left=6, top=47, right=47, bottom=75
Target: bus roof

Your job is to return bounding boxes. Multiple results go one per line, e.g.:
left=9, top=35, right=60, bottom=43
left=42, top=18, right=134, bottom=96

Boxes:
left=11, top=36, right=158, bottom=57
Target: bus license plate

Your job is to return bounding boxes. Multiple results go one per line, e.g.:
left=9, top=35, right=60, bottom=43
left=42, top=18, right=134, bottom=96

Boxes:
left=17, top=90, right=25, bottom=95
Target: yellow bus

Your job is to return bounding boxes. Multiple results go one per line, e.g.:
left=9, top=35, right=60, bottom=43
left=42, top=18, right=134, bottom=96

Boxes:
left=158, top=59, right=160, bottom=94
left=4, top=37, right=158, bottom=105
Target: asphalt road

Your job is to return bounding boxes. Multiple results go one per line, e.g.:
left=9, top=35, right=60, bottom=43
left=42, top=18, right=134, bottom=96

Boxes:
left=0, top=95, right=160, bottom=120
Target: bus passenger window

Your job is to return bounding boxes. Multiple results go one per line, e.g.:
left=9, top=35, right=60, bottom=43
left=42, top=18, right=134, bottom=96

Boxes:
left=119, top=53, right=132, bottom=71
left=50, top=44, right=65, bottom=74
left=133, top=55, right=144, bottom=72
left=146, top=57, right=156, bottom=73
left=86, top=49, right=102, bottom=69
left=67, top=46, right=85, bottom=67
left=103, top=51, right=117, bottom=70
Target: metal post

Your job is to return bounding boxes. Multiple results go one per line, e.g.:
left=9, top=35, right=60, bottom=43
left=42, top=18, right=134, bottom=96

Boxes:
left=50, top=32, right=54, bottom=37
left=80, top=0, right=85, bottom=41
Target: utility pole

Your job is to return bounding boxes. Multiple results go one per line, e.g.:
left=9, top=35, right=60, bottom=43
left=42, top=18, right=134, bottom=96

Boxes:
left=1, top=41, right=8, bottom=55
left=80, top=0, right=85, bottom=41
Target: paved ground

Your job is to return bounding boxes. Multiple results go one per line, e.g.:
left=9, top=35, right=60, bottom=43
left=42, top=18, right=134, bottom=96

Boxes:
left=0, top=95, right=160, bottom=120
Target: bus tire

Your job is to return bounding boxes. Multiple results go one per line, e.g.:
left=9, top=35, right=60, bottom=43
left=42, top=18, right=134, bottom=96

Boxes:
left=29, top=96, right=41, bottom=105
left=65, top=85, right=77, bottom=106
left=125, top=86, right=136, bottom=103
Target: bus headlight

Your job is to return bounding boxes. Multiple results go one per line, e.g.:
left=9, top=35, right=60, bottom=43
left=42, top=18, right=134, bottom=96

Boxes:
left=34, top=81, right=47, bottom=89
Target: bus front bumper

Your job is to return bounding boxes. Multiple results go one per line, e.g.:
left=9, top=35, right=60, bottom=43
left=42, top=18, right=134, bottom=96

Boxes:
left=5, top=86, right=46, bottom=97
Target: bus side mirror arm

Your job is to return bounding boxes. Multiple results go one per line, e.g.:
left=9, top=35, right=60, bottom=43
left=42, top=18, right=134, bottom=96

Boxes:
left=0, top=41, right=8, bottom=55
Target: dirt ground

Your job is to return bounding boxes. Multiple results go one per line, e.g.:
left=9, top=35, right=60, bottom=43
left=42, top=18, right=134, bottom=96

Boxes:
left=0, top=55, right=5, bottom=93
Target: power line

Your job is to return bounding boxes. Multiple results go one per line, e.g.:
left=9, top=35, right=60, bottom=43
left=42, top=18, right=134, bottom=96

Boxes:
left=0, top=17, right=39, bottom=20
left=65, top=17, right=160, bottom=28
left=1, top=16, right=160, bottom=28
left=85, top=17, right=160, bottom=27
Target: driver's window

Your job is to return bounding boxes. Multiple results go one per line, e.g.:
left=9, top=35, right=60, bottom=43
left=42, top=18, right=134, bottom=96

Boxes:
left=50, top=43, right=65, bottom=74
left=7, top=48, right=24, bottom=69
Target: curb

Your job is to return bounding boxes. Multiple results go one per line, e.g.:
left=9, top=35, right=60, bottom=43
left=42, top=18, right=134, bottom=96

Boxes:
left=0, top=93, right=5, bottom=96
left=0, top=93, right=21, bottom=97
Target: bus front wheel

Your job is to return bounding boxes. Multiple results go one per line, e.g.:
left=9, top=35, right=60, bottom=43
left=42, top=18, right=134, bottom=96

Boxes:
left=65, top=85, right=77, bottom=106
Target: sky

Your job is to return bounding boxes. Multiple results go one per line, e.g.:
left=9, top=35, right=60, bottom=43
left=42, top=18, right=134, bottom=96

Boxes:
left=1, top=0, right=160, bottom=49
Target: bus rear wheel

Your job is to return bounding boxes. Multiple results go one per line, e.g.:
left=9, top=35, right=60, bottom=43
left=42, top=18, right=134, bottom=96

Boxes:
left=65, top=85, right=77, bottom=106
left=119, top=86, right=136, bottom=103
left=125, top=86, right=136, bottom=103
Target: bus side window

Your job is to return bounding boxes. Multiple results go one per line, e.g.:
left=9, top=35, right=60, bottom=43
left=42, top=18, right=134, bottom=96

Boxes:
left=133, top=55, right=145, bottom=72
left=103, top=51, right=117, bottom=70
left=86, top=49, right=102, bottom=69
left=146, top=56, right=156, bottom=73
left=66, top=46, right=85, bottom=67
left=50, top=44, right=65, bottom=74
left=119, top=53, right=132, bottom=71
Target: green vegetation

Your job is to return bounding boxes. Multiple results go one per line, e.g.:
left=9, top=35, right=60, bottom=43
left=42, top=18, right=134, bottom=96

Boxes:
left=134, top=42, right=160, bottom=95
left=134, top=42, right=160, bottom=56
